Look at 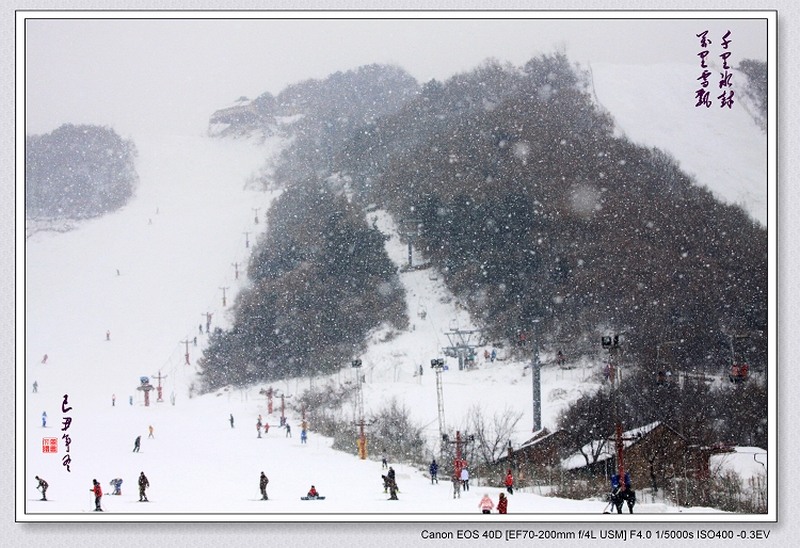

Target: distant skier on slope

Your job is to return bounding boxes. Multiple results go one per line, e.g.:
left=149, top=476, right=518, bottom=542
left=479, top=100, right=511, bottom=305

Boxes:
left=497, top=492, right=508, bottom=514
left=259, top=472, right=269, bottom=500
left=132, top=435, right=141, bottom=452
left=429, top=459, right=439, bottom=484
left=479, top=493, right=494, bottom=514
left=35, top=476, right=48, bottom=501
left=504, top=469, right=514, bottom=494
left=138, top=472, right=149, bottom=502
left=110, top=478, right=123, bottom=495
left=90, top=479, right=103, bottom=511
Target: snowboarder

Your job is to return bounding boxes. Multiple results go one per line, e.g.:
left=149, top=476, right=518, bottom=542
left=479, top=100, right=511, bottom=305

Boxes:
left=460, top=466, right=470, bottom=491
left=35, top=476, right=48, bottom=501
left=90, top=479, right=103, bottom=511
left=32, top=381, right=38, bottom=393
left=110, top=478, right=123, bottom=495
left=497, top=492, right=508, bottom=514
left=504, top=469, right=514, bottom=495
left=429, top=459, right=439, bottom=484
left=381, top=474, right=399, bottom=500
left=148, top=425, right=154, bottom=439
left=132, top=435, right=141, bottom=452
left=259, top=472, right=269, bottom=500
left=229, top=414, right=235, bottom=428
left=307, top=485, right=320, bottom=499
left=479, top=493, right=494, bottom=514
left=138, top=472, right=149, bottom=502
left=452, top=473, right=461, bottom=499
left=41, top=411, right=47, bottom=427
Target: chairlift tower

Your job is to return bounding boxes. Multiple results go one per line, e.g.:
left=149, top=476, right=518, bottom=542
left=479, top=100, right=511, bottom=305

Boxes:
left=443, top=328, right=481, bottom=370
left=400, top=218, right=423, bottom=268
left=430, top=358, right=447, bottom=447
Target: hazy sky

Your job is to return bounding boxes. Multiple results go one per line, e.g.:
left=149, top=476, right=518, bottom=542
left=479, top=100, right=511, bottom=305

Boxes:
left=22, top=12, right=769, bottom=137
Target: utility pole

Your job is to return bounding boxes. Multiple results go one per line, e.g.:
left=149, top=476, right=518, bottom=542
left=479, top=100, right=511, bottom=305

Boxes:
left=351, top=359, right=372, bottom=460
left=219, top=287, right=229, bottom=307
left=137, top=376, right=154, bottom=407
left=430, top=358, right=447, bottom=448
left=180, top=338, right=191, bottom=365
left=201, top=312, right=213, bottom=333
left=529, top=318, right=542, bottom=432
left=602, top=333, right=628, bottom=492
left=443, top=328, right=481, bottom=370
left=231, top=262, right=240, bottom=280
left=253, top=208, right=260, bottom=224
left=243, top=232, right=251, bottom=248
left=151, top=371, right=168, bottom=402
left=441, top=430, right=474, bottom=482
left=259, top=386, right=274, bottom=414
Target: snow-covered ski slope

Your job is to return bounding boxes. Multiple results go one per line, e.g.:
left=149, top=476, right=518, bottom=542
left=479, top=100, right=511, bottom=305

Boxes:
left=20, top=61, right=769, bottom=521
left=591, top=62, right=767, bottom=226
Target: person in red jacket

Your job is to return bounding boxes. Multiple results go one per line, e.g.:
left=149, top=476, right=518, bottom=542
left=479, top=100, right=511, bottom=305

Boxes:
left=504, top=469, right=514, bottom=495
left=90, top=479, right=103, bottom=511
left=497, top=492, right=508, bottom=514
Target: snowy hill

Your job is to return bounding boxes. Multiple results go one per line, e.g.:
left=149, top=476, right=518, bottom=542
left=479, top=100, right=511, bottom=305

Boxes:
left=20, top=62, right=769, bottom=522
left=21, top=130, right=752, bottom=522
left=591, top=62, right=767, bottom=226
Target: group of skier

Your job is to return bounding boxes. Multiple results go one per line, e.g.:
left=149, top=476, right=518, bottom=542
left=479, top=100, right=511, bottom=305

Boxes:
left=80, top=472, right=149, bottom=511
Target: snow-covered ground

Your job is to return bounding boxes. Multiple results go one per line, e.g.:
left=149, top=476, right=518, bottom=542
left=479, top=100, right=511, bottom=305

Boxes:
left=20, top=126, right=768, bottom=523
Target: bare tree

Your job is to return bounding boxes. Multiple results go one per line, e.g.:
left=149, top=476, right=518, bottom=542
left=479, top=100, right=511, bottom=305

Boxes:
left=465, top=404, right=524, bottom=467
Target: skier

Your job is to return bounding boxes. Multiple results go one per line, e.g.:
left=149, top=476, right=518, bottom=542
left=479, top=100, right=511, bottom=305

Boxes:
left=381, top=456, right=388, bottom=469
left=263, top=422, right=270, bottom=434
left=497, top=492, right=508, bottom=514
left=90, top=479, right=103, bottom=511
left=132, top=435, right=141, bottom=452
left=148, top=425, right=154, bottom=439
left=138, top=472, right=149, bottom=502
left=35, top=476, right=48, bottom=501
left=229, top=414, right=234, bottom=428
left=490, top=349, right=497, bottom=362
left=32, top=381, right=38, bottom=393
left=300, top=429, right=308, bottom=444
left=504, top=469, right=514, bottom=494
left=452, top=472, right=461, bottom=499
left=41, top=354, right=48, bottom=364
left=257, top=418, right=262, bottom=438
left=460, top=466, right=470, bottom=491
left=110, top=478, right=123, bottom=495
left=479, top=493, right=494, bottom=514
left=285, top=423, right=292, bottom=438
left=41, top=411, right=47, bottom=427
left=106, top=330, right=111, bottom=341
left=307, top=485, right=320, bottom=499
left=259, top=472, right=269, bottom=500
left=112, top=394, right=116, bottom=406
left=429, top=459, right=439, bottom=484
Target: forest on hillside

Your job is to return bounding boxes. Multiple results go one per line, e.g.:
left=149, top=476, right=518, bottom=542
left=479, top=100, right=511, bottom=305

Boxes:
left=198, top=54, right=768, bottom=453
left=25, top=124, right=138, bottom=220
